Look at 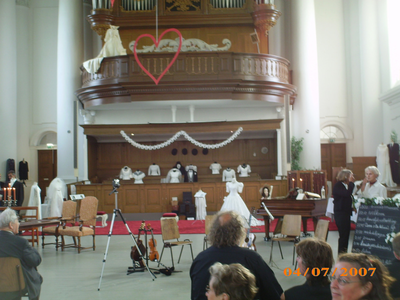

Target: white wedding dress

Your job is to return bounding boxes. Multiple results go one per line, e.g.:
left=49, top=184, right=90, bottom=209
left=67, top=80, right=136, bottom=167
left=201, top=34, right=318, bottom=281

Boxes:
left=220, top=180, right=263, bottom=227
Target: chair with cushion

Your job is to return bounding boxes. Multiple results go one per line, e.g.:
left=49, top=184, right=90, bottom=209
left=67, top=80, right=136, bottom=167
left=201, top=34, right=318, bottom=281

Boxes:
left=42, top=200, right=77, bottom=250
left=158, top=218, right=194, bottom=268
left=0, top=257, right=27, bottom=300
left=269, top=214, right=301, bottom=265
left=60, top=196, right=98, bottom=253
left=203, top=215, right=215, bottom=250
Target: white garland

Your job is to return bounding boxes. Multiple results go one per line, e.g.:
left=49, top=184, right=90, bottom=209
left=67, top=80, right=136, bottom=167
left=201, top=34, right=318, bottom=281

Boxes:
left=120, top=127, right=243, bottom=150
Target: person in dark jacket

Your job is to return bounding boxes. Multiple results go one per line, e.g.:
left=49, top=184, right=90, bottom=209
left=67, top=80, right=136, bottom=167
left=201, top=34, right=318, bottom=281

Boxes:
left=332, top=169, right=355, bottom=254
left=0, top=208, right=43, bottom=300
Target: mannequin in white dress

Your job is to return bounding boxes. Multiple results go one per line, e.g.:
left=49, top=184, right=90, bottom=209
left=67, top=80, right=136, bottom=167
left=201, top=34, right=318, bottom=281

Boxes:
left=132, top=170, right=145, bottom=184
left=222, top=168, right=236, bottom=182
left=26, top=182, right=42, bottom=219
left=376, top=143, right=396, bottom=187
left=148, top=163, right=161, bottom=176
left=237, top=163, right=251, bottom=177
left=194, top=189, right=207, bottom=220
left=119, top=166, right=133, bottom=180
left=166, top=168, right=182, bottom=183
left=220, top=178, right=263, bottom=226
left=46, top=178, right=67, bottom=218
left=209, top=162, right=222, bottom=174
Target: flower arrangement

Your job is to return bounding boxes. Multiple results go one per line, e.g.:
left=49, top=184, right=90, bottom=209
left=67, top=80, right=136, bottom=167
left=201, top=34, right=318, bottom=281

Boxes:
left=355, top=197, right=400, bottom=207
left=385, top=232, right=397, bottom=246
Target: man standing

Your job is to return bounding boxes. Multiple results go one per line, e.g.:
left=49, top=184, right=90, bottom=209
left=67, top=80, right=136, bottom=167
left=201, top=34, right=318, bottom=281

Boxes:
left=190, top=211, right=283, bottom=300
left=0, top=208, right=43, bottom=300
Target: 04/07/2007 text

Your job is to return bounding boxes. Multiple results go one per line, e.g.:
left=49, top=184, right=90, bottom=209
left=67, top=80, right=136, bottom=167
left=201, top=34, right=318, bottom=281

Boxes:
left=283, top=267, right=376, bottom=277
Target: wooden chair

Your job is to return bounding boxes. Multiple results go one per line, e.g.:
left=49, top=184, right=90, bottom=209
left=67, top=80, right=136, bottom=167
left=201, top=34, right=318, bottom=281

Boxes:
left=42, top=200, right=77, bottom=250
left=269, top=214, right=301, bottom=265
left=314, top=219, right=330, bottom=241
left=0, top=257, right=27, bottom=299
left=203, top=215, right=215, bottom=250
left=158, top=218, right=194, bottom=268
left=60, top=196, right=98, bottom=253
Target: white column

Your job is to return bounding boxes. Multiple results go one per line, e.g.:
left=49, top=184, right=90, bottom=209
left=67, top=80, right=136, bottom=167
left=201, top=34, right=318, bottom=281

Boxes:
left=276, top=129, right=282, bottom=176
left=189, top=105, right=195, bottom=122
left=57, top=0, right=84, bottom=182
left=0, top=0, right=17, bottom=173
left=359, top=0, right=382, bottom=155
left=171, top=105, right=177, bottom=122
left=290, top=0, right=321, bottom=169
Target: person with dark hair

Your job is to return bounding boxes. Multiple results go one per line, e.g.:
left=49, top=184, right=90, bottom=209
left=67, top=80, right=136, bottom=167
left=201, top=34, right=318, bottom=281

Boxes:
left=190, top=210, right=283, bottom=300
left=283, top=238, right=334, bottom=300
left=387, top=232, right=400, bottom=298
left=0, top=208, right=43, bottom=300
left=330, top=253, right=395, bottom=300
left=332, top=169, right=355, bottom=254
left=206, top=262, right=258, bottom=300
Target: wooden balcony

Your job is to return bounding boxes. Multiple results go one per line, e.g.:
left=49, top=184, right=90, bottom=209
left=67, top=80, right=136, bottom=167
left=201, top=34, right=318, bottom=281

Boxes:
left=76, top=52, right=297, bottom=109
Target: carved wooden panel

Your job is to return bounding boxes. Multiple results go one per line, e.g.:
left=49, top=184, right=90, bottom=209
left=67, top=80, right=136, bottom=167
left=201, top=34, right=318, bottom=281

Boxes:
left=124, top=186, right=140, bottom=213
left=144, top=186, right=163, bottom=212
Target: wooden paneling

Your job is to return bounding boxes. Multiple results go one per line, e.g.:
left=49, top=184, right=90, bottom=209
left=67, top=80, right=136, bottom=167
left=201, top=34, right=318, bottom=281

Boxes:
left=74, top=180, right=288, bottom=214
left=352, top=157, right=377, bottom=181
left=92, top=137, right=277, bottom=181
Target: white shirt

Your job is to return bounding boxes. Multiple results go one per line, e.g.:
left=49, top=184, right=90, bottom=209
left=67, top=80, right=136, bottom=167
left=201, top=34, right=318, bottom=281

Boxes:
left=148, top=164, right=161, bottom=176
left=210, top=163, right=222, bottom=174
left=132, top=171, right=145, bottom=184
left=186, top=165, right=197, bottom=172
left=222, top=169, right=236, bottom=182
left=120, top=166, right=133, bottom=180
left=237, top=164, right=251, bottom=177
left=166, top=168, right=182, bottom=183
left=357, top=181, right=387, bottom=198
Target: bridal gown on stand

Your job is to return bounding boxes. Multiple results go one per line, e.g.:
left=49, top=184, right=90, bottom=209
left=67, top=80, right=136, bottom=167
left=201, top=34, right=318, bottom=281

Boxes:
left=220, top=180, right=264, bottom=227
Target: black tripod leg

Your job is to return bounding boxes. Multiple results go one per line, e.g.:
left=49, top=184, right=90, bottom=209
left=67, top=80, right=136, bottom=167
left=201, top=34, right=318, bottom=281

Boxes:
left=117, top=209, right=156, bottom=280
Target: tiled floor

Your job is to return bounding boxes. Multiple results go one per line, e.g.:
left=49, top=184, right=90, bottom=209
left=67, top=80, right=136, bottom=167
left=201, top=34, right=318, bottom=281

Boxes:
left=35, top=224, right=348, bottom=300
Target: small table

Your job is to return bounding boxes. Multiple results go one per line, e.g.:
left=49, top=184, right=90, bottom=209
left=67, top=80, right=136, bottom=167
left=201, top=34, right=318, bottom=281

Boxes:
left=20, top=219, right=61, bottom=246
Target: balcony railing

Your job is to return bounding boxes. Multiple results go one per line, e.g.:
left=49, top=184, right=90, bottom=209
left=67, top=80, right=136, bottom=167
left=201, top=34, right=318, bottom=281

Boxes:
left=76, top=52, right=296, bottom=108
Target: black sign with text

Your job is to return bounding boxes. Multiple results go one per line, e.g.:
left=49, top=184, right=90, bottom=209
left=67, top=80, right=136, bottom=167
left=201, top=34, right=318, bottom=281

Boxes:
left=352, top=205, right=400, bottom=265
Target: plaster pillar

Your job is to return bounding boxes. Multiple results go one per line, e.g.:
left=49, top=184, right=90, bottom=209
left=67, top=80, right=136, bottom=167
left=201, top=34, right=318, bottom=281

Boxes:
left=57, top=0, right=84, bottom=182
left=189, top=105, right=195, bottom=122
left=290, top=0, right=321, bottom=169
left=171, top=105, right=177, bottom=122
left=0, top=0, right=17, bottom=174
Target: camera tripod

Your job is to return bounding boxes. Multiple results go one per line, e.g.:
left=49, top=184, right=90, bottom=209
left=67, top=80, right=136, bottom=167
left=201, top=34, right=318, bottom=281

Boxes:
left=98, top=187, right=156, bottom=291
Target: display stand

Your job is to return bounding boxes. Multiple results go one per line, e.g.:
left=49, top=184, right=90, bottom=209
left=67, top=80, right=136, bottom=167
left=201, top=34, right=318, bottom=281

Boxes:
left=128, top=227, right=160, bottom=275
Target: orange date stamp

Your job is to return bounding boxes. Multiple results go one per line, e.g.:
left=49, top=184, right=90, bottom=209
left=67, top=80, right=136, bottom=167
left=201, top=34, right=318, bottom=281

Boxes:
left=283, top=267, right=376, bottom=277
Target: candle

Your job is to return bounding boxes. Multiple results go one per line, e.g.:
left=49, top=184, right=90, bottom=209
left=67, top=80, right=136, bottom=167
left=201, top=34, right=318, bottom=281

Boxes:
left=300, top=178, right=303, bottom=189
left=291, top=178, right=295, bottom=189
left=13, top=188, right=16, bottom=200
left=8, top=187, right=11, bottom=198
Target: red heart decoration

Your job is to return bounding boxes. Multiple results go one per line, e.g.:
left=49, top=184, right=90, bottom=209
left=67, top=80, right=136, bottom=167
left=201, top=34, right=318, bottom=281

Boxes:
left=133, top=29, right=182, bottom=85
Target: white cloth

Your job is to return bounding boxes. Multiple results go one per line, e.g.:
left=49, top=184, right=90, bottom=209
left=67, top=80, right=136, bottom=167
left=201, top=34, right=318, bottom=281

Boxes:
left=222, top=169, right=236, bottom=182
left=148, top=164, right=161, bottom=176
left=132, top=171, right=145, bottom=184
left=237, top=164, right=251, bottom=177
left=194, top=190, right=207, bottom=220
left=210, top=163, right=222, bottom=174
left=220, top=180, right=263, bottom=227
left=46, top=178, right=67, bottom=218
left=357, top=181, right=387, bottom=198
left=26, top=183, right=42, bottom=220
left=166, top=168, right=182, bottom=183
left=120, top=166, right=133, bottom=180
left=376, top=144, right=396, bottom=187
left=83, top=25, right=127, bottom=74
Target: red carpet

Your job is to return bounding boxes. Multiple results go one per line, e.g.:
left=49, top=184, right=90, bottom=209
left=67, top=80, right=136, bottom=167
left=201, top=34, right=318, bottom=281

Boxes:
left=91, top=217, right=355, bottom=235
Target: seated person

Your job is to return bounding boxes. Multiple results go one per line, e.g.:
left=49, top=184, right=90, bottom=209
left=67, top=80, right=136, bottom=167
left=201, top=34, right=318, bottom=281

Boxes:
left=283, top=238, right=334, bottom=300
left=357, top=166, right=387, bottom=198
left=206, top=262, right=258, bottom=300
left=387, top=232, right=400, bottom=299
left=330, top=253, right=394, bottom=300
left=190, top=210, right=283, bottom=300
left=0, top=208, right=43, bottom=300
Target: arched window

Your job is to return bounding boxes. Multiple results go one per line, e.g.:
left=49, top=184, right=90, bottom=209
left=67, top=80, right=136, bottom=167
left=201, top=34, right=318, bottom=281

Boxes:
left=320, top=125, right=345, bottom=143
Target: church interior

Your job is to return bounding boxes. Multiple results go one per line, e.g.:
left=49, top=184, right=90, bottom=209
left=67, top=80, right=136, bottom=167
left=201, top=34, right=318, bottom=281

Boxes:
left=0, top=0, right=400, bottom=299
